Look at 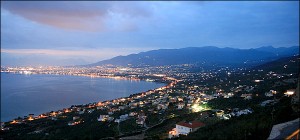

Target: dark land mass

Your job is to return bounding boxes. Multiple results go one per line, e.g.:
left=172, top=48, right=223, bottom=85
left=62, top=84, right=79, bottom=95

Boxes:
left=90, top=46, right=299, bottom=68
left=1, top=51, right=299, bottom=140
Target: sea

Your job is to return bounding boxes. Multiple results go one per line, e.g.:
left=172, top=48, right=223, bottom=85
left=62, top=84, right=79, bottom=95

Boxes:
left=0, top=72, right=165, bottom=122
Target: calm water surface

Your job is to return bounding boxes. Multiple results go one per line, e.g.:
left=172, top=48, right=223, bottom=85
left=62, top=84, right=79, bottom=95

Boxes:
left=1, top=73, right=165, bottom=122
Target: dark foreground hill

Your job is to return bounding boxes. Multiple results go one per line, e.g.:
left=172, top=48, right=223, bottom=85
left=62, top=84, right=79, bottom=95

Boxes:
left=253, top=55, right=299, bottom=73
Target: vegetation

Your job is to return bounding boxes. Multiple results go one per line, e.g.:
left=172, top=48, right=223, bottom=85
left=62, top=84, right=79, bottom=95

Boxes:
left=181, top=96, right=299, bottom=140
left=1, top=55, right=298, bottom=139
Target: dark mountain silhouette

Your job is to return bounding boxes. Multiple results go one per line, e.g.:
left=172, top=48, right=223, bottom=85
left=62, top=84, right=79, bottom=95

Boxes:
left=89, top=46, right=299, bottom=67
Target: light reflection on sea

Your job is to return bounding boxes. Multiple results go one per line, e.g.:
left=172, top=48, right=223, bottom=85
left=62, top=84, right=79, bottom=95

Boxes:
left=0, top=72, right=165, bottom=122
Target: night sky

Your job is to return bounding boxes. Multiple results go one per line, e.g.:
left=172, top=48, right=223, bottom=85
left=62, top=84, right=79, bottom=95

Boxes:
left=1, top=1, right=299, bottom=66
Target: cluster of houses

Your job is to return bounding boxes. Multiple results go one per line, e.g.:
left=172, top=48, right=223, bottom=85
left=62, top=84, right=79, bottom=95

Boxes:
left=168, top=107, right=254, bottom=138
left=5, top=77, right=253, bottom=130
left=5, top=105, right=97, bottom=128
left=5, top=68, right=294, bottom=137
left=215, top=108, right=254, bottom=120
left=96, top=112, right=148, bottom=127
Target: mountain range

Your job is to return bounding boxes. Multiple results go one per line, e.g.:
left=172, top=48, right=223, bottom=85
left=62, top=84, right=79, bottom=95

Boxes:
left=89, top=46, right=299, bottom=68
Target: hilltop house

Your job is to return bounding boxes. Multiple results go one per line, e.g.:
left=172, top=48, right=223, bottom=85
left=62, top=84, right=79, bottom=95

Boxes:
left=177, top=102, right=185, bottom=109
left=97, top=115, right=109, bottom=122
left=136, top=115, right=147, bottom=127
left=241, top=94, right=252, bottom=100
left=169, top=121, right=205, bottom=138
left=230, top=109, right=253, bottom=117
left=114, top=114, right=129, bottom=123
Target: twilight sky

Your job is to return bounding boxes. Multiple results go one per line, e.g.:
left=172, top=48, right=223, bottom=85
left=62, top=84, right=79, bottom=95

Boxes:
left=1, top=1, right=299, bottom=66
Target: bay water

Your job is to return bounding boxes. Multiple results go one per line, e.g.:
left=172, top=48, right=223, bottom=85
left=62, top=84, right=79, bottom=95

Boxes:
left=1, top=72, right=165, bottom=122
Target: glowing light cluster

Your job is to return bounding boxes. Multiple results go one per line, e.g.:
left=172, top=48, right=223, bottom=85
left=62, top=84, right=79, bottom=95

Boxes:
left=191, top=104, right=203, bottom=113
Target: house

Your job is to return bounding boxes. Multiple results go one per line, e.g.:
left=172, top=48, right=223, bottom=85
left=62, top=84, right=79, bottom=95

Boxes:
left=120, top=114, right=129, bottom=120
left=136, top=115, right=147, bottom=127
left=268, top=118, right=299, bottom=139
left=10, top=119, right=23, bottom=124
left=68, top=120, right=83, bottom=126
left=87, top=109, right=95, bottom=113
left=265, top=92, right=274, bottom=97
left=224, top=92, right=234, bottom=98
left=28, top=114, right=35, bottom=121
left=221, top=114, right=231, bottom=120
left=169, top=98, right=177, bottom=103
left=73, top=116, right=80, bottom=120
left=244, top=95, right=252, bottom=100
left=50, top=111, right=58, bottom=117
left=1, top=122, right=10, bottom=131
left=129, top=102, right=138, bottom=107
left=231, top=109, right=253, bottom=117
left=98, top=115, right=109, bottom=122
left=38, top=114, right=48, bottom=119
left=148, top=108, right=154, bottom=113
left=119, top=106, right=126, bottom=110
left=108, top=111, right=114, bottom=115
left=139, top=101, right=145, bottom=107
left=169, top=121, right=205, bottom=138
left=51, top=117, right=57, bottom=121
left=67, top=116, right=83, bottom=126
left=265, top=90, right=276, bottom=97
left=78, top=109, right=85, bottom=114
left=284, top=89, right=296, bottom=97
left=260, top=100, right=276, bottom=107
left=216, top=110, right=224, bottom=117
left=152, top=100, right=159, bottom=106
left=97, top=106, right=104, bottom=110
left=169, top=128, right=177, bottom=138
left=114, top=119, right=120, bottom=123
left=115, top=114, right=129, bottom=123
left=1, top=122, right=5, bottom=130
left=129, top=112, right=137, bottom=117
left=212, top=93, right=220, bottom=99
left=241, top=94, right=252, bottom=100
left=157, top=104, right=168, bottom=110
left=64, top=108, right=71, bottom=113
left=177, top=102, right=185, bottom=109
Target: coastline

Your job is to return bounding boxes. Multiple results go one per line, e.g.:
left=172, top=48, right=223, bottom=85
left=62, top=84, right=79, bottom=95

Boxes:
left=1, top=72, right=172, bottom=123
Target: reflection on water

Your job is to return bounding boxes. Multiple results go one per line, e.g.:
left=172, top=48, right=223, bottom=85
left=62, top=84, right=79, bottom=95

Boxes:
left=1, top=73, right=165, bottom=122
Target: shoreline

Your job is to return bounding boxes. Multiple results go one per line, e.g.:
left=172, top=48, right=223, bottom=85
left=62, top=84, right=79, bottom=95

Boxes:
left=1, top=71, right=170, bottom=84
left=1, top=72, right=174, bottom=123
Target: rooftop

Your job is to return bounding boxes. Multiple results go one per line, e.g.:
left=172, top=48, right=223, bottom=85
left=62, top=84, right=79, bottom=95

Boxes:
left=268, top=118, right=299, bottom=140
left=177, top=121, right=205, bottom=129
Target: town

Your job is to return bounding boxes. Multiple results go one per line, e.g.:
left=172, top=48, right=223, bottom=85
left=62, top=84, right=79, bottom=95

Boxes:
left=0, top=56, right=299, bottom=139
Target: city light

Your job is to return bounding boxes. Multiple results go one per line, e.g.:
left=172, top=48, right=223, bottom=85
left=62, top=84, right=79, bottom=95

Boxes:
left=284, top=90, right=295, bottom=96
left=191, top=104, right=203, bottom=113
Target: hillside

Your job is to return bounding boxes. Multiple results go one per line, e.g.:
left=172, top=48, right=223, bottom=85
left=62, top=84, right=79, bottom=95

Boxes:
left=90, top=46, right=299, bottom=68
left=253, top=55, right=299, bottom=74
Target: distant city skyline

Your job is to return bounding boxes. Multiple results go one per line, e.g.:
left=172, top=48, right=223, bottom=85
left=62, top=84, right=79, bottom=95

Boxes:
left=1, top=1, right=299, bottom=66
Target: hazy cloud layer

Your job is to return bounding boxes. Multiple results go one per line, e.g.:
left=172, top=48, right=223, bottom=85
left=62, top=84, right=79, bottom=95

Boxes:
left=0, top=47, right=156, bottom=66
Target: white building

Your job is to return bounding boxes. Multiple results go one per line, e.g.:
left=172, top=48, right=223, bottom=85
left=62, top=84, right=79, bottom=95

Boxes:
left=97, top=115, right=109, bottom=122
left=177, top=102, right=185, bottom=109
left=115, top=114, right=129, bottom=123
left=136, top=115, right=147, bottom=127
left=169, top=121, right=205, bottom=138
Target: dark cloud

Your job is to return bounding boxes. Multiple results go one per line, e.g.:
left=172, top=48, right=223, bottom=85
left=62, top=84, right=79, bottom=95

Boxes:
left=2, top=1, right=152, bottom=31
